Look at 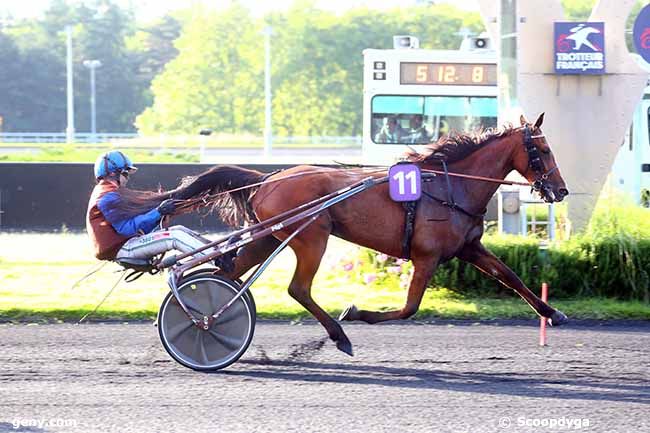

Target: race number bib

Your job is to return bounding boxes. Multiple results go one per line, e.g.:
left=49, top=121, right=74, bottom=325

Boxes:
left=389, top=163, right=421, bottom=202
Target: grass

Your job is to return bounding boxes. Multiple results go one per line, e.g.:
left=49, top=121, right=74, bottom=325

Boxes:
left=0, top=140, right=359, bottom=163
left=0, top=146, right=199, bottom=163
left=1, top=233, right=648, bottom=322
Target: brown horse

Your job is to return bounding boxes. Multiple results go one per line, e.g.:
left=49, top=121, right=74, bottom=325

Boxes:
left=176, top=114, right=569, bottom=355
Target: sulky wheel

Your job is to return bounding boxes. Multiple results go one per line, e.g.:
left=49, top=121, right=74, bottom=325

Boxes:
left=158, top=275, right=256, bottom=371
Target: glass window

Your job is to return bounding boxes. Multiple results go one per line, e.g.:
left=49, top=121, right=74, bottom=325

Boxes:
left=371, top=95, right=498, bottom=145
left=646, top=106, right=650, bottom=148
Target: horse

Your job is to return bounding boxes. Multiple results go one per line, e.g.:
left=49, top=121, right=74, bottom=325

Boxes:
left=173, top=114, right=569, bottom=355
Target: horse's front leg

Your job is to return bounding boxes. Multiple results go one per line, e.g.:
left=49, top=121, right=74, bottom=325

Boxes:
left=457, top=242, right=568, bottom=326
left=340, top=256, right=439, bottom=324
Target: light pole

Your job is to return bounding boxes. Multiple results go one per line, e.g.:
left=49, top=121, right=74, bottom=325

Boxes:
left=261, top=26, right=273, bottom=158
left=83, top=59, right=102, bottom=140
left=65, top=26, right=75, bottom=144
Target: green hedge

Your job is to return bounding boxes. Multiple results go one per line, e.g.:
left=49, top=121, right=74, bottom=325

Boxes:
left=433, top=234, right=650, bottom=301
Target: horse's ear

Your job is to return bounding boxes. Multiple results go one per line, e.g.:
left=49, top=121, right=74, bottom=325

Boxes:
left=519, top=114, right=527, bottom=126
left=534, top=112, right=545, bottom=129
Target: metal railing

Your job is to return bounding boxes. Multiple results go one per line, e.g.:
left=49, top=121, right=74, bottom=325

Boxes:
left=0, top=132, right=137, bottom=144
left=0, top=132, right=362, bottom=147
left=521, top=200, right=556, bottom=241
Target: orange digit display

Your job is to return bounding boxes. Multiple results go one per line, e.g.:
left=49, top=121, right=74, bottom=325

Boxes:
left=400, top=62, right=496, bottom=86
left=415, top=64, right=428, bottom=82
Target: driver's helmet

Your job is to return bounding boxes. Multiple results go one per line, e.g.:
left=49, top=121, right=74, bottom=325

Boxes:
left=94, top=150, right=137, bottom=179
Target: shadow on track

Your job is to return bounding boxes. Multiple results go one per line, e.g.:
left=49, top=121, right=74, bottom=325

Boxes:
left=228, top=359, right=650, bottom=405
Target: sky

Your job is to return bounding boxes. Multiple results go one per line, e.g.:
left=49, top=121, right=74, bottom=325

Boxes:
left=1, top=0, right=480, bottom=21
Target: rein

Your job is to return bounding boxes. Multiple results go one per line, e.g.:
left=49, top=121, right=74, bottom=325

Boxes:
left=172, top=168, right=385, bottom=212
left=419, top=168, right=531, bottom=187
left=172, top=127, right=557, bottom=213
left=173, top=164, right=534, bottom=213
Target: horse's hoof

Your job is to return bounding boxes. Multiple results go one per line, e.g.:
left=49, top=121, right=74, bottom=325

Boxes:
left=339, top=305, right=359, bottom=321
left=547, top=310, right=568, bottom=327
left=336, top=337, right=354, bottom=357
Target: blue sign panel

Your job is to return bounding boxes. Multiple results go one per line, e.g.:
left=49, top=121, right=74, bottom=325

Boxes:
left=554, top=22, right=605, bottom=74
left=633, top=4, right=650, bottom=63
left=388, top=163, right=421, bottom=202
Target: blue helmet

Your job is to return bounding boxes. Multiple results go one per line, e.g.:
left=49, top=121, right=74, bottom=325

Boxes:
left=94, top=151, right=137, bottom=179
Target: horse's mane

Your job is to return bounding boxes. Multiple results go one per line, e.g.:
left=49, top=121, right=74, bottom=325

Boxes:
left=404, top=124, right=515, bottom=164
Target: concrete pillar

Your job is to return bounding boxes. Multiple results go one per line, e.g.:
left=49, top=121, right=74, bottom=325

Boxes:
left=478, top=0, right=648, bottom=231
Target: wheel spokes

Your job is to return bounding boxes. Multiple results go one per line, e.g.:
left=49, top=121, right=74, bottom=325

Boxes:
left=182, top=296, right=206, bottom=317
left=194, top=330, right=210, bottom=365
left=207, top=283, right=219, bottom=312
left=207, top=328, right=243, bottom=351
left=213, top=301, right=245, bottom=326
left=166, top=320, right=194, bottom=342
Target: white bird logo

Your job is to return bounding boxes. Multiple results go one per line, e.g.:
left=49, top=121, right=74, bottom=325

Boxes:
left=566, top=24, right=601, bottom=51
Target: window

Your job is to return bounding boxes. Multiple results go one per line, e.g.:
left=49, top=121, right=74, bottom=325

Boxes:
left=370, top=95, right=498, bottom=145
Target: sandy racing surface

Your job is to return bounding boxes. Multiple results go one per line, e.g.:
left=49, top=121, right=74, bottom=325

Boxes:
left=0, top=320, right=648, bottom=433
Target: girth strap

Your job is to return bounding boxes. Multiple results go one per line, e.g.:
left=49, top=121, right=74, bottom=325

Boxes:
left=441, top=159, right=455, bottom=208
left=401, top=200, right=418, bottom=260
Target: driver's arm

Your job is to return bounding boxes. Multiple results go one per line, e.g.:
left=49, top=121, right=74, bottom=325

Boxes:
left=97, top=192, right=162, bottom=236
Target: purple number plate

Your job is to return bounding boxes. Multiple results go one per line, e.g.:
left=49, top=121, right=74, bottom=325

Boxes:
left=388, top=163, right=421, bottom=202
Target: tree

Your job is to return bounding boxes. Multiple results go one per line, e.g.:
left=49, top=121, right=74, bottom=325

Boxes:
left=561, top=0, right=597, bottom=20
left=0, top=32, right=27, bottom=131
left=136, top=1, right=486, bottom=136
left=0, top=0, right=159, bottom=132
left=136, top=3, right=263, bottom=134
left=269, top=2, right=485, bottom=136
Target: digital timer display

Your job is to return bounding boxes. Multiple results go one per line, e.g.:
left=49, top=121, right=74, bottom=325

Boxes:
left=400, top=62, right=497, bottom=86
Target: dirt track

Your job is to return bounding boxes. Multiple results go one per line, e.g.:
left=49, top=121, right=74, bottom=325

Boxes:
left=0, top=320, right=648, bottom=433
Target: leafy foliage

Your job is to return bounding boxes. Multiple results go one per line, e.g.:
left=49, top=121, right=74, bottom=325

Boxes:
left=0, top=0, right=178, bottom=132
left=136, top=2, right=485, bottom=135
left=0, top=0, right=610, bottom=135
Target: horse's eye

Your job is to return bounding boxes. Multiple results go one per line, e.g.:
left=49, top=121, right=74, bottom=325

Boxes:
left=541, top=148, right=550, bottom=154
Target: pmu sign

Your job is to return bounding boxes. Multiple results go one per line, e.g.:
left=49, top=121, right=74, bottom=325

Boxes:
left=554, top=22, right=605, bottom=74
left=633, top=4, right=650, bottom=63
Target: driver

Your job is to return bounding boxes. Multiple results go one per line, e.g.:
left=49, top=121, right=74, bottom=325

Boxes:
left=86, top=150, right=218, bottom=265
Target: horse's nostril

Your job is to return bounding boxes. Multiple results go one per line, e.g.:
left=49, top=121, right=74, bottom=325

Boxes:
left=559, top=188, right=569, bottom=197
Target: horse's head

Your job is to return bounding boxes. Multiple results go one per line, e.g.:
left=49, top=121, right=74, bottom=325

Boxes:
left=512, top=113, right=569, bottom=203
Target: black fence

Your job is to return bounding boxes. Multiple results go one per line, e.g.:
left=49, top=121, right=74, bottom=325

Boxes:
left=0, top=163, right=292, bottom=232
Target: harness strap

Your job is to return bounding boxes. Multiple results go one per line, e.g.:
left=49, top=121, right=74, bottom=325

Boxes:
left=401, top=200, right=418, bottom=260
left=441, top=159, right=455, bottom=208
left=422, top=190, right=486, bottom=219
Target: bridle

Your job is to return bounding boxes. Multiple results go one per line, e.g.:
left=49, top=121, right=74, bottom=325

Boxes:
left=522, top=125, right=558, bottom=198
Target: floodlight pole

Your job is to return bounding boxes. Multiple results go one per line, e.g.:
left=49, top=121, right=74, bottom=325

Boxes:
left=83, top=60, right=102, bottom=141
left=65, top=26, right=75, bottom=144
left=261, top=26, right=274, bottom=158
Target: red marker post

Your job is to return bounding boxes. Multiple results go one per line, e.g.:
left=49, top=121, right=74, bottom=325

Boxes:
left=539, top=282, right=548, bottom=346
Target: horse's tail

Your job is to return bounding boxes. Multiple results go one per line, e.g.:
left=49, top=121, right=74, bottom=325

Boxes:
left=171, top=165, right=265, bottom=227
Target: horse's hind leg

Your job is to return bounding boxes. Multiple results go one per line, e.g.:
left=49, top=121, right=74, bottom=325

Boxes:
left=221, top=235, right=281, bottom=281
left=285, top=226, right=355, bottom=356
left=340, top=256, right=439, bottom=324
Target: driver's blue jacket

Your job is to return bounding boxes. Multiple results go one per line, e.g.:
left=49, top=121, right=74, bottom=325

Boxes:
left=97, top=191, right=161, bottom=237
